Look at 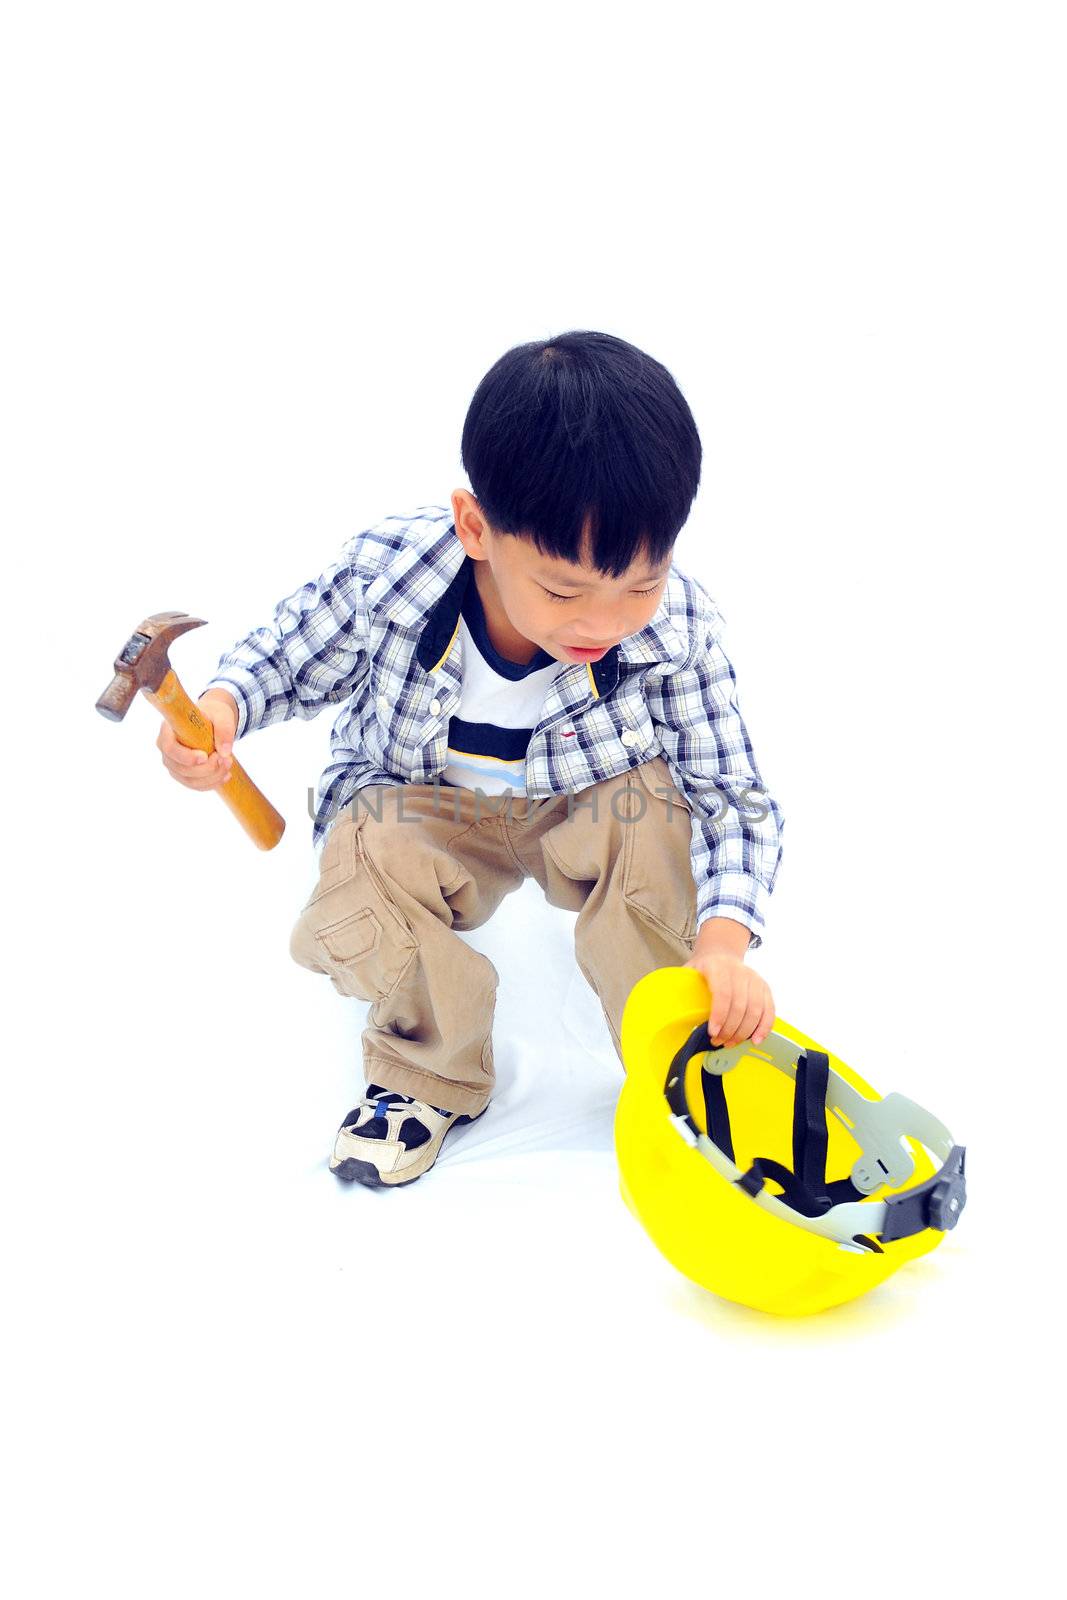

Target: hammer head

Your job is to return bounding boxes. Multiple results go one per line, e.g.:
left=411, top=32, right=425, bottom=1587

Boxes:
left=96, top=611, right=207, bottom=722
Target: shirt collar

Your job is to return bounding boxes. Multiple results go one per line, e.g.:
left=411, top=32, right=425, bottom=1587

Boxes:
left=363, top=514, right=690, bottom=693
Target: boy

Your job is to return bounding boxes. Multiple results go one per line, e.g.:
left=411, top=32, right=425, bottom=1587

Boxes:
left=158, top=330, right=785, bottom=1188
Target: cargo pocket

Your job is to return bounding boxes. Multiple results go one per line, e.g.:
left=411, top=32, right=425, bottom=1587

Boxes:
left=313, top=905, right=391, bottom=1001
left=290, top=808, right=418, bottom=1001
left=621, top=756, right=698, bottom=943
left=302, top=811, right=359, bottom=908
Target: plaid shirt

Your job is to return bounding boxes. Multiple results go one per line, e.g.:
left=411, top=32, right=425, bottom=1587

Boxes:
left=204, top=505, right=785, bottom=950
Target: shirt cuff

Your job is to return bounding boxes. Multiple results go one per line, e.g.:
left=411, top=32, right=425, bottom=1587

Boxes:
left=695, top=873, right=769, bottom=952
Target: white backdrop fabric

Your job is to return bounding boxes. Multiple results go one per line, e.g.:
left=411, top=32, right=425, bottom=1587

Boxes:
left=4, top=2, right=1061, bottom=1594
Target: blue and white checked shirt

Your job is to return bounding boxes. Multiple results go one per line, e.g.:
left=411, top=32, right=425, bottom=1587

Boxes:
left=204, top=505, right=785, bottom=950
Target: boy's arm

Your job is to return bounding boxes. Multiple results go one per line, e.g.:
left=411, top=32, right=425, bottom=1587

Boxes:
left=692, top=915, right=753, bottom=959
left=202, top=537, right=371, bottom=740
left=646, top=592, right=785, bottom=954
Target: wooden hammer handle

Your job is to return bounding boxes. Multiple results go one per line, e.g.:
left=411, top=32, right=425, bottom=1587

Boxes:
left=145, top=667, right=286, bottom=850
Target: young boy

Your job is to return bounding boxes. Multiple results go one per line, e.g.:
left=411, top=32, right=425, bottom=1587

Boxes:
left=158, top=330, right=785, bottom=1188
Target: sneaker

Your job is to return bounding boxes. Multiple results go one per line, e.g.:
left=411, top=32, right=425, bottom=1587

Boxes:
left=329, top=1082, right=488, bottom=1187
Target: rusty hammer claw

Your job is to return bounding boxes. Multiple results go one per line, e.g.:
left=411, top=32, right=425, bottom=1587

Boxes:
left=96, top=611, right=286, bottom=850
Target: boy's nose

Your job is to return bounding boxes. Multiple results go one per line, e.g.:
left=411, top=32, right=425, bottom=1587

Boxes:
left=572, top=613, right=627, bottom=644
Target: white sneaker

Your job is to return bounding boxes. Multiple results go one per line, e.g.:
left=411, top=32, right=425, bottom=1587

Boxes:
left=329, top=1082, right=488, bottom=1187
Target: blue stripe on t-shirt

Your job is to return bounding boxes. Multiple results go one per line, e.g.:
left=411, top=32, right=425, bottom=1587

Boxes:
left=442, top=757, right=530, bottom=789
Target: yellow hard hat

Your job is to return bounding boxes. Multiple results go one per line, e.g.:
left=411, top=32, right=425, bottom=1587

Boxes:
left=615, top=966, right=967, bottom=1317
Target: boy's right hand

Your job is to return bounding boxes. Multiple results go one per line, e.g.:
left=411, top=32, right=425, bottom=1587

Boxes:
left=157, top=689, right=239, bottom=791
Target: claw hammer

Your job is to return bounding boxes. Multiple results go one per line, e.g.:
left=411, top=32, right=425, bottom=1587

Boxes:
left=95, top=611, right=286, bottom=850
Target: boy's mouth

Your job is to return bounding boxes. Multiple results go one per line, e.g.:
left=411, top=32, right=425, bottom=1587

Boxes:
left=563, top=643, right=612, bottom=661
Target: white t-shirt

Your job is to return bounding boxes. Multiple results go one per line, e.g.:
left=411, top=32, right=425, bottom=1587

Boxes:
left=439, top=573, right=564, bottom=794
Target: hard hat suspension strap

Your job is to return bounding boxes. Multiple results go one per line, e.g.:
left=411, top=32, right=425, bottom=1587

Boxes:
left=700, top=1046, right=869, bottom=1217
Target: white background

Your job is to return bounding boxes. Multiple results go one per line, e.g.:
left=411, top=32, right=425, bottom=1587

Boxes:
left=3, top=2, right=1063, bottom=1594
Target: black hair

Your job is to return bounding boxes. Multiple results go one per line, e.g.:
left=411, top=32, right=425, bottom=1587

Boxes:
left=459, top=329, right=702, bottom=579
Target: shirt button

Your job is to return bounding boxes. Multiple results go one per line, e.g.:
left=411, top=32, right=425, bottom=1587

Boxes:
left=377, top=694, right=390, bottom=712
left=429, top=697, right=442, bottom=716
left=621, top=728, right=638, bottom=746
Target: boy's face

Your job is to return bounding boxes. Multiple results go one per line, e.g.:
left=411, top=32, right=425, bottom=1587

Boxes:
left=451, top=489, right=671, bottom=665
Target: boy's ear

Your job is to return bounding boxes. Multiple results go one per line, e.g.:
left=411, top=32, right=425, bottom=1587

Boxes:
left=451, top=490, right=492, bottom=559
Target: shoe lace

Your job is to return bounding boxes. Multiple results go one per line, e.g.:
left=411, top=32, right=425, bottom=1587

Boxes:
left=363, top=1086, right=451, bottom=1119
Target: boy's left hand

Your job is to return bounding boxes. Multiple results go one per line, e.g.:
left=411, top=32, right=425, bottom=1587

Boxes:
left=683, top=948, right=776, bottom=1048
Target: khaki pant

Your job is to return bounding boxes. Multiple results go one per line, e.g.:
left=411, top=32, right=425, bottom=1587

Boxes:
left=289, top=754, right=698, bottom=1117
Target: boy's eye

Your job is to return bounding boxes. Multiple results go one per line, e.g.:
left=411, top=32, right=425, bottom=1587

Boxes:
left=541, top=585, right=661, bottom=603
